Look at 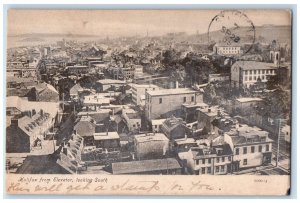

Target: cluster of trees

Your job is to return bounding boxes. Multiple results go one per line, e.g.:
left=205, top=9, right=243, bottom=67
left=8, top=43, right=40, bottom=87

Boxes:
left=258, top=87, right=291, bottom=119
left=160, top=49, right=218, bottom=87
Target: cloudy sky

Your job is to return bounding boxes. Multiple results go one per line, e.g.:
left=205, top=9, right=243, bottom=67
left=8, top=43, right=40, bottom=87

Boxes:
left=7, top=9, right=291, bottom=37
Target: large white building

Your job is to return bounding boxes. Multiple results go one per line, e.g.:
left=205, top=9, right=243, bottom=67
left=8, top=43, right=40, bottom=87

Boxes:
left=231, top=61, right=277, bottom=88
left=145, top=88, right=203, bottom=121
left=224, top=124, right=274, bottom=170
left=134, top=133, right=169, bottom=160
left=122, top=108, right=141, bottom=132
left=131, top=84, right=160, bottom=106
left=213, top=43, right=241, bottom=56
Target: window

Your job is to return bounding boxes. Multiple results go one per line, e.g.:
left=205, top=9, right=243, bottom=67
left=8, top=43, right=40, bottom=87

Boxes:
left=244, top=76, right=248, bottom=81
left=154, top=125, right=157, bottom=129
left=254, top=76, right=256, bottom=80
left=262, top=70, right=265, bottom=74
left=249, top=76, right=252, bottom=81
left=201, top=167, right=205, bottom=174
left=196, top=160, right=199, bottom=165
left=258, top=145, right=262, bottom=152
left=244, top=70, right=248, bottom=75
left=207, top=167, right=211, bottom=174
left=183, top=97, right=186, bottom=102
left=216, top=166, right=220, bottom=173
left=159, top=98, right=162, bottom=104
left=221, top=165, right=225, bottom=172
left=235, top=148, right=239, bottom=155
left=249, top=70, right=252, bottom=74
left=254, top=70, right=256, bottom=74
left=133, top=124, right=136, bottom=128
left=251, top=146, right=255, bottom=153
left=216, top=157, right=220, bottom=163
left=208, top=158, right=211, bottom=164
left=195, top=170, right=199, bottom=175
left=257, top=70, right=260, bottom=74
left=202, top=159, right=206, bottom=164
left=153, top=88, right=155, bottom=90
left=228, top=156, right=232, bottom=161
left=266, top=144, right=270, bottom=152
left=243, top=159, right=248, bottom=165
left=243, top=147, right=247, bottom=154
left=222, top=157, right=225, bottom=162
left=191, top=96, right=194, bottom=102
left=262, top=75, right=265, bottom=80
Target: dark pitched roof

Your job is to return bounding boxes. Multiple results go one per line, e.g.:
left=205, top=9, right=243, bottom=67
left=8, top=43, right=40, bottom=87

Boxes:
left=6, top=87, right=34, bottom=97
left=16, top=153, right=72, bottom=174
left=112, top=158, right=181, bottom=174
left=162, top=116, right=185, bottom=132
left=191, top=143, right=233, bottom=159
left=233, top=61, right=278, bottom=70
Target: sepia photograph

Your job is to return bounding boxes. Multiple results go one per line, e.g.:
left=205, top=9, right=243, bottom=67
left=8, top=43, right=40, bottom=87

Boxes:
left=4, top=7, right=293, bottom=196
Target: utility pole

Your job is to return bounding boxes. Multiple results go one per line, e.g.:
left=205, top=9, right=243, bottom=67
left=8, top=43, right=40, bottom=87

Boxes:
left=276, top=119, right=281, bottom=167
left=276, top=119, right=286, bottom=167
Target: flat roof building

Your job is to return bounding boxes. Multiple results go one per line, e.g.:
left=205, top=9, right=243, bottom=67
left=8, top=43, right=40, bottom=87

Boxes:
left=145, top=88, right=203, bottom=121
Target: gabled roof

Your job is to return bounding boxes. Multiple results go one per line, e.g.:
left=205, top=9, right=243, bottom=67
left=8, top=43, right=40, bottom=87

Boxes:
left=134, top=133, right=169, bottom=143
left=16, top=154, right=72, bottom=174
left=233, top=61, right=278, bottom=70
left=70, top=83, right=83, bottom=95
left=190, top=143, right=233, bottom=159
left=111, top=158, right=181, bottom=174
left=17, top=113, right=51, bottom=137
left=6, top=96, right=59, bottom=119
left=162, top=116, right=185, bottom=132
left=34, top=82, right=58, bottom=94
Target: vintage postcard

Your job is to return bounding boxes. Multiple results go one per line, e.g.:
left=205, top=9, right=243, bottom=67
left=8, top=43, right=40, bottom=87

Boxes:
left=5, top=9, right=292, bottom=195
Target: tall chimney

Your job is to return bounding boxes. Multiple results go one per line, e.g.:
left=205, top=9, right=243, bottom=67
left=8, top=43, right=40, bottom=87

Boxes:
left=11, top=119, right=19, bottom=127
left=28, top=111, right=32, bottom=118
left=63, top=147, right=68, bottom=155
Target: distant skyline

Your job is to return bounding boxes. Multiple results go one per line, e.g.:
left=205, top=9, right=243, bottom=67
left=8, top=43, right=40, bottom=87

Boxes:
left=8, top=10, right=291, bottom=37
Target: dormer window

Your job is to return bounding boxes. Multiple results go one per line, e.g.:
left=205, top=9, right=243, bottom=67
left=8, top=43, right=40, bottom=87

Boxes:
left=260, top=137, right=266, bottom=142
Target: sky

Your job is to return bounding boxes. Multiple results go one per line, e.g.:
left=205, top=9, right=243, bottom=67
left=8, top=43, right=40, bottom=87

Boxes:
left=7, top=9, right=292, bottom=37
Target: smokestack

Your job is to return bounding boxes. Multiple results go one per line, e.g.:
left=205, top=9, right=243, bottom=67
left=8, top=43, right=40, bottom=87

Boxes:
left=63, top=147, right=68, bottom=155
left=28, top=111, right=32, bottom=118
left=11, top=119, right=19, bottom=127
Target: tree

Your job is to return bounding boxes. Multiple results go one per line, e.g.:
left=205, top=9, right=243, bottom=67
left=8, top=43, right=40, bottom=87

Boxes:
left=182, top=54, right=217, bottom=86
left=258, top=87, right=291, bottom=118
left=203, top=84, right=217, bottom=105
left=266, top=75, right=280, bottom=90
